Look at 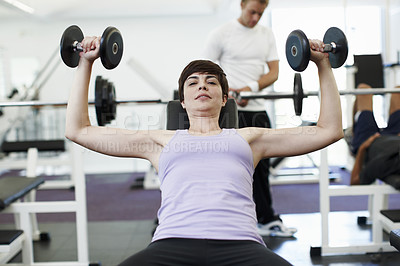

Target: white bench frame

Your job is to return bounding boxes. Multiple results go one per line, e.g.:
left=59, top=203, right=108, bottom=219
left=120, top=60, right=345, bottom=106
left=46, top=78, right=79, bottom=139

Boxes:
left=317, top=148, right=400, bottom=255
left=0, top=142, right=89, bottom=265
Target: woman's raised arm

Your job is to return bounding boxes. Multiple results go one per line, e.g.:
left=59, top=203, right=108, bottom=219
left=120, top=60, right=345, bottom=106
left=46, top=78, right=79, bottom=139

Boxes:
left=65, top=36, right=170, bottom=169
left=244, top=39, right=344, bottom=165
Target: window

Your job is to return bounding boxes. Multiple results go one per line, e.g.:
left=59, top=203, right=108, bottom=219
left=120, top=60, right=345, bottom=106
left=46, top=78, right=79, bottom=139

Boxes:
left=10, top=57, right=39, bottom=92
left=0, top=48, right=7, bottom=99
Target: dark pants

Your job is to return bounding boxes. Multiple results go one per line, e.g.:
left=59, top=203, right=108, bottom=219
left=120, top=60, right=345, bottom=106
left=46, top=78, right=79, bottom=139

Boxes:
left=238, top=110, right=275, bottom=224
left=352, top=110, right=400, bottom=154
left=119, top=238, right=292, bottom=266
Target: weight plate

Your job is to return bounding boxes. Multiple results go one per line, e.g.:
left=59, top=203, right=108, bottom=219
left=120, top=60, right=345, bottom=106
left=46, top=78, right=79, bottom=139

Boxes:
left=100, top=27, right=124, bottom=70
left=285, top=30, right=310, bottom=72
left=101, top=78, right=109, bottom=124
left=95, top=76, right=106, bottom=126
left=109, top=83, right=117, bottom=121
left=293, top=73, right=304, bottom=116
left=323, top=27, right=348, bottom=68
left=105, top=81, right=116, bottom=123
left=60, top=25, right=84, bottom=68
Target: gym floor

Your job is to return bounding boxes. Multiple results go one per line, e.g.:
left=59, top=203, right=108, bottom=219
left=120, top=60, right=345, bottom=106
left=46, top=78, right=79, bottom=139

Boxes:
left=2, top=211, right=400, bottom=265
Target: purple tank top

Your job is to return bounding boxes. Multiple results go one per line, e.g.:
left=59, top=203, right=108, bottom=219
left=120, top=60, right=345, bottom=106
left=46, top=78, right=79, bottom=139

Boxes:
left=152, top=128, right=264, bottom=245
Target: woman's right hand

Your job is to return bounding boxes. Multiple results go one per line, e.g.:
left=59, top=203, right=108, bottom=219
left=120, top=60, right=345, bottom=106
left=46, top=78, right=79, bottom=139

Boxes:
left=79, top=36, right=101, bottom=64
left=309, top=39, right=330, bottom=67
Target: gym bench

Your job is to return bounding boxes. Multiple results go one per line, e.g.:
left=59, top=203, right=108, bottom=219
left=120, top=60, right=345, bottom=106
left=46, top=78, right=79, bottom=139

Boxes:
left=0, top=140, right=76, bottom=190
left=0, top=140, right=90, bottom=265
left=315, top=156, right=400, bottom=257
left=0, top=176, right=45, bottom=264
left=313, top=127, right=400, bottom=256
left=390, top=228, right=400, bottom=251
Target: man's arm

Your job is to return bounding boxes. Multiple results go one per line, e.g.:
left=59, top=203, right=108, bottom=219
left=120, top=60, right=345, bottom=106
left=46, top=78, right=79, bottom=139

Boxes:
left=350, top=147, right=366, bottom=185
left=234, top=60, right=279, bottom=107
left=351, top=133, right=380, bottom=185
left=258, top=60, right=279, bottom=90
left=202, top=29, right=222, bottom=62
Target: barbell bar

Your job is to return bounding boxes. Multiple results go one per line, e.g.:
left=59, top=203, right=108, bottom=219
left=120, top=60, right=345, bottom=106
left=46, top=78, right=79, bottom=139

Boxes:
left=3, top=73, right=400, bottom=126
left=239, top=87, right=400, bottom=100
left=305, top=88, right=400, bottom=96
left=0, top=99, right=163, bottom=107
left=0, top=76, right=164, bottom=126
left=239, top=73, right=400, bottom=116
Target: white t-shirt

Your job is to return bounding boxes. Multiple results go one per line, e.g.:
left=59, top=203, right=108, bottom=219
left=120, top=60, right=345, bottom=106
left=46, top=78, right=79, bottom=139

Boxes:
left=203, top=19, right=279, bottom=111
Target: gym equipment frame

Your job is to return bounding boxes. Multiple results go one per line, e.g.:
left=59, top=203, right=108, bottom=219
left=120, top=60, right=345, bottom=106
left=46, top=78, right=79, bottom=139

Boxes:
left=0, top=142, right=91, bottom=265
left=311, top=148, right=400, bottom=256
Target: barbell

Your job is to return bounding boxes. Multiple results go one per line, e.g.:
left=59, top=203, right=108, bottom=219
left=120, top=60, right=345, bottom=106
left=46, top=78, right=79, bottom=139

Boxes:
left=60, top=25, right=123, bottom=69
left=286, top=27, right=348, bottom=72
left=238, top=73, right=400, bottom=116
left=0, top=76, right=163, bottom=126
left=2, top=73, right=400, bottom=125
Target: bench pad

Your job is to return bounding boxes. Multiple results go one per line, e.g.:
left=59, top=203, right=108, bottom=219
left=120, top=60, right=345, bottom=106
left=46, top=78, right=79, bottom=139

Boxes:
left=0, top=177, right=45, bottom=210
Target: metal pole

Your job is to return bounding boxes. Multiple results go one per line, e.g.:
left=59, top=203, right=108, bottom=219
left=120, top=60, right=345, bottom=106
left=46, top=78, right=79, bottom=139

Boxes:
left=0, top=99, right=164, bottom=107
left=239, top=91, right=297, bottom=100
left=239, top=87, right=400, bottom=100
left=332, top=88, right=400, bottom=96
left=28, top=47, right=59, bottom=91
left=2, top=88, right=400, bottom=108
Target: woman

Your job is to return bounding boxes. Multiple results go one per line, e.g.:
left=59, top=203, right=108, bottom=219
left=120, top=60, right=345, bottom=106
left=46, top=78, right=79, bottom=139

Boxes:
left=66, top=37, right=343, bottom=265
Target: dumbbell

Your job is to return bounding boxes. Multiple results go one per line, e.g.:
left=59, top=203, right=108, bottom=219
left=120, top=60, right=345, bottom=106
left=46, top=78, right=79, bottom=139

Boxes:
left=285, top=27, right=348, bottom=72
left=60, top=25, right=123, bottom=70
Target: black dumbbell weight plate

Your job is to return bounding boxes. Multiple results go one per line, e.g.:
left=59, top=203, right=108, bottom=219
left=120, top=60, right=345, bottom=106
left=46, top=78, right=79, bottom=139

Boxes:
left=110, top=84, right=117, bottom=121
left=293, top=73, right=304, bottom=116
left=60, top=25, right=84, bottom=68
left=286, top=30, right=310, bottom=72
left=323, top=27, right=348, bottom=68
left=100, top=27, right=124, bottom=70
left=100, top=78, right=110, bottom=125
left=95, top=76, right=106, bottom=126
left=106, top=82, right=117, bottom=123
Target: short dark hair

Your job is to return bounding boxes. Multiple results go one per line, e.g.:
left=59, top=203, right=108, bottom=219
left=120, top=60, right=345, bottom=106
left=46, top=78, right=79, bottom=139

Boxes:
left=178, top=60, right=229, bottom=103
left=241, top=0, right=268, bottom=4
